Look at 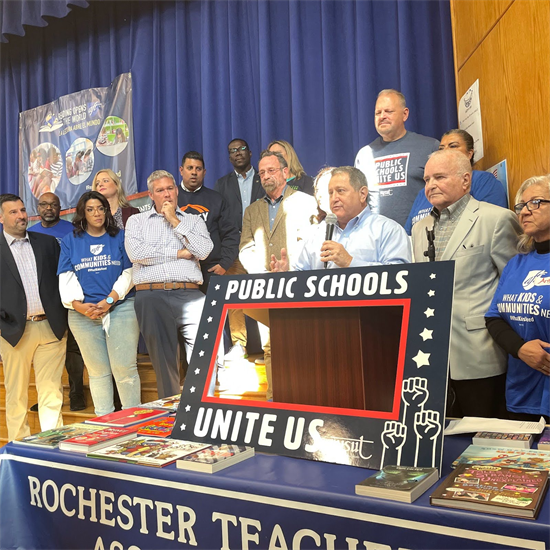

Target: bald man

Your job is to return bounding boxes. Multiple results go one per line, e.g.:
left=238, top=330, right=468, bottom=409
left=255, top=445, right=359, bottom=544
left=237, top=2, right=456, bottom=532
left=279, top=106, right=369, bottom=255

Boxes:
left=28, top=192, right=86, bottom=411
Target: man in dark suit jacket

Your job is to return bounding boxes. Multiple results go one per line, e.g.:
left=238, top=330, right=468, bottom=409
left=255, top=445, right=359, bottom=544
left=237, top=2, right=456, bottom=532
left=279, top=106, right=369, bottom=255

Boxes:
left=214, top=139, right=265, bottom=359
left=0, top=194, right=68, bottom=441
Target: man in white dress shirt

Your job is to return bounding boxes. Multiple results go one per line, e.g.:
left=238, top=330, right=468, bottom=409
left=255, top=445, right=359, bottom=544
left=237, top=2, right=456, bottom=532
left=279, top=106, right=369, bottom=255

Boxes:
left=125, top=170, right=213, bottom=397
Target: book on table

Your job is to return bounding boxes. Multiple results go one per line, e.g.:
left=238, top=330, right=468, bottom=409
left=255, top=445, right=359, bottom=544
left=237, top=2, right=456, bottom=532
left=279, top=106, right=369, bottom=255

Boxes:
left=355, top=465, right=439, bottom=503
left=13, top=423, right=103, bottom=448
left=472, top=432, right=533, bottom=449
left=87, top=438, right=211, bottom=467
left=430, top=464, right=549, bottom=519
left=138, top=395, right=181, bottom=412
left=85, top=407, right=167, bottom=427
left=59, top=426, right=140, bottom=453
left=452, top=445, right=550, bottom=470
left=176, top=444, right=254, bottom=473
left=136, top=416, right=176, bottom=438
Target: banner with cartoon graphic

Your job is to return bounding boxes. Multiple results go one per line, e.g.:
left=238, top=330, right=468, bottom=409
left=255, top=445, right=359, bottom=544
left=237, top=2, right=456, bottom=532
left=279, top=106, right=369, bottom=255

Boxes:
left=18, top=73, right=136, bottom=216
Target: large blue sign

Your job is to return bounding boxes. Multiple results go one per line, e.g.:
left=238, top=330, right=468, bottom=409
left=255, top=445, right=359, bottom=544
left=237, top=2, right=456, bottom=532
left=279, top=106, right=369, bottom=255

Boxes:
left=173, top=262, right=454, bottom=472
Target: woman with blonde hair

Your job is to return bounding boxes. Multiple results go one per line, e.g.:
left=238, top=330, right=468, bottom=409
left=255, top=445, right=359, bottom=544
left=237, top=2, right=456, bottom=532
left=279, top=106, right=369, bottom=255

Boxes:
left=92, top=169, right=139, bottom=229
left=267, top=139, right=314, bottom=196
left=485, top=174, right=550, bottom=421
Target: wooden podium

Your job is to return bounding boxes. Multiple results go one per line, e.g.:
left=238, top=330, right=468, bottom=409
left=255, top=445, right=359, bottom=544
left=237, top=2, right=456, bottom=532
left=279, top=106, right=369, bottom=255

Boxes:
left=270, top=305, right=403, bottom=411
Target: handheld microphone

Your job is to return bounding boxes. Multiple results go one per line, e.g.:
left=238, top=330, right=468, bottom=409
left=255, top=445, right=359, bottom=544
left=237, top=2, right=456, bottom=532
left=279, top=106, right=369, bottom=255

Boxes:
left=324, top=213, right=337, bottom=269
left=424, top=225, right=436, bottom=262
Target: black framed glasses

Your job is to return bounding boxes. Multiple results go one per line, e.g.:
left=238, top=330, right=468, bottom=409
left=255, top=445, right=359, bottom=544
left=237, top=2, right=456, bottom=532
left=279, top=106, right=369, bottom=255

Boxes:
left=229, top=145, right=248, bottom=154
left=513, top=199, right=550, bottom=215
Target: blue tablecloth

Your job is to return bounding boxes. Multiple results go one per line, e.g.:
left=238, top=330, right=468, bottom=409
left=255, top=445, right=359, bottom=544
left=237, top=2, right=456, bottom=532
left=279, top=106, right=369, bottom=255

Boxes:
left=0, top=435, right=548, bottom=550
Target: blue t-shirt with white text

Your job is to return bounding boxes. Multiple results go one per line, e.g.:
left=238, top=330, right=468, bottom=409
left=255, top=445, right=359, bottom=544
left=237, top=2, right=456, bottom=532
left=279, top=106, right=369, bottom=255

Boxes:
left=486, top=251, right=550, bottom=416
left=57, top=230, right=133, bottom=304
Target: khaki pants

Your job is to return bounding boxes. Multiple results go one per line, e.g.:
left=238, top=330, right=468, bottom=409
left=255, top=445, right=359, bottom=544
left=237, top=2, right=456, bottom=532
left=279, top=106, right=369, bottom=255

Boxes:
left=226, top=259, right=248, bottom=348
left=0, top=320, right=66, bottom=441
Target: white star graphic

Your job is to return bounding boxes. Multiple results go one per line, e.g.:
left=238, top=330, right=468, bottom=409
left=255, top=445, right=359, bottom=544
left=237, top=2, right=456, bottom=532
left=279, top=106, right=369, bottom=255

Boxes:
left=211, top=300, right=217, bottom=306
left=190, top=386, right=196, bottom=393
left=215, top=284, right=220, bottom=290
left=185, top=405, right=191, bottom=412
left=412, top=350, right=431, bottom=368
left=203, top=333, right=209, bottom=340
left=199, top=350, right=205, bottom=357
left=207, top=316, right=213, bottom=323
left=420, top=328, right=433, bottom=341
left=430, top=273, right=436, bottom=279
left=424, top=307, right=435, bottom=318
left=180, top=423, right=187, bottom=431
left=194, top=368, right=200, bottom=375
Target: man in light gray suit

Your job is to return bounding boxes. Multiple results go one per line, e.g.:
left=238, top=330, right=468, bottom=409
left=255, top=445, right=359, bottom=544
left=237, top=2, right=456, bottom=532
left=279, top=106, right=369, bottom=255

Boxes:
left=412, top=149, right=521, bottom=418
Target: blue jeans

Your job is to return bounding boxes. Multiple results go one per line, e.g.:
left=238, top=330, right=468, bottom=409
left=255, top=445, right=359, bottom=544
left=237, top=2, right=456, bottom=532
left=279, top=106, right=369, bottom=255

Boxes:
left=69, top=298, right=141, bottom=415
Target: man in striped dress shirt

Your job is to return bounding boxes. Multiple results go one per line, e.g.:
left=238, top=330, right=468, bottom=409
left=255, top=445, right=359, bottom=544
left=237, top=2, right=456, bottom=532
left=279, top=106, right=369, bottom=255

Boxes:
left=125, top=170, right=213, bottom=397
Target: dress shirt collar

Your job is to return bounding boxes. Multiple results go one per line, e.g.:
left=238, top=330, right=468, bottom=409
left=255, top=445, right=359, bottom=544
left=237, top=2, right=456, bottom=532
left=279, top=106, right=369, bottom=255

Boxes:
left=4, top=230, right=29, bottom=245
left=146, top=205, right=185, bottom=218
left=336, top=205, right=371, bottom=231
left=235, top=166, right=255, bottom=180
left=180, top=180, right=203, bottom=193
left=263, top=185, right=288, bottom=206
left=430, top=193, right=471, bottom=221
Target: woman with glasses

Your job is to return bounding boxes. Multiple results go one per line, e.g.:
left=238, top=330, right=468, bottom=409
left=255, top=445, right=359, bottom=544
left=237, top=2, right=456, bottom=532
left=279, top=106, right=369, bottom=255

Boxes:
left=485, top=175, right=550, bottom=421
left=405, top=129, right=508, bottom=235
left=267, top=140, right=315, bottom=196
left=92, top=169, right=139, bottom=229
left=57, top=191, right=141, bottom=415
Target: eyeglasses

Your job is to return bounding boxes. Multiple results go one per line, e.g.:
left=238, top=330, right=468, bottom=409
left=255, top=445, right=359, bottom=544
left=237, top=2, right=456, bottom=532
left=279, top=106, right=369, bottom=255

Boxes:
left=229, top=145, right=248, bottom=154
left=38, top=202, right=60, bottom=209
left=513, top=199, right=550, bottom=215
left=85, top=206, right=107, bottom=214
left=258, top=168, right=282, bottom=178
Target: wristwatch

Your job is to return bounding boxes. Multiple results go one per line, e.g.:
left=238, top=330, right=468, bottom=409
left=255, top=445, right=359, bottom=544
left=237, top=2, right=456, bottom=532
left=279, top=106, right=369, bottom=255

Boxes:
left=106, top=296, right=115, bottom=305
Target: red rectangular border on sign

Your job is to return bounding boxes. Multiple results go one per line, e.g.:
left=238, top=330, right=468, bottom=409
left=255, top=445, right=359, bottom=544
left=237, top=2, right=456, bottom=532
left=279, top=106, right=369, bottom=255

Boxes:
left=202, top=298, right=410, bottom=420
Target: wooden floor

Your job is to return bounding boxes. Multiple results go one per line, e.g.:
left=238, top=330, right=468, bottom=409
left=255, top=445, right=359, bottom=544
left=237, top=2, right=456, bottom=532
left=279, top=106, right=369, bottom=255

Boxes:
left=0, top=354, right=267, bottom=447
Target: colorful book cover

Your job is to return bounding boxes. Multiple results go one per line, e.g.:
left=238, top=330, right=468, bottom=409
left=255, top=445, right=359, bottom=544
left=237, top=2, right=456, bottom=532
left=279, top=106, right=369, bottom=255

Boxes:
left=430, top=464, right=548, bottom=519
left=136, top=416, right=175, bottom=438
left=85, top=407, right=167, bottom=427
left=139, top=395, right=181, bottom=412
left=14, top=423, right=102, bottom=448
left=536, top=428, right=550, bottom=450
left=59, top=426, right=138, bottom=452
left=355, top=465, right=439, bottom=502
left=177, top=445, right=254, bottom=473
left=88, top=438, right=211, bottom=467
left=452, top=445, right=550, bottom=470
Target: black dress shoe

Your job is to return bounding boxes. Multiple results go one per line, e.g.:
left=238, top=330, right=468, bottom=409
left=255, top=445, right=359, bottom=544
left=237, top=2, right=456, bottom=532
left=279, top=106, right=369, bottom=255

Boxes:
left=70, top=395, right=86, bottom=411
left=30, top=403, right=39, bottom=412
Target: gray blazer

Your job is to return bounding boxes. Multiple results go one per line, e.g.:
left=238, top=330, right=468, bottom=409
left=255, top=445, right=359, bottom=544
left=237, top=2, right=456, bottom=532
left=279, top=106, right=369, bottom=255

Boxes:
left=412, top=197, right=521, bottom=380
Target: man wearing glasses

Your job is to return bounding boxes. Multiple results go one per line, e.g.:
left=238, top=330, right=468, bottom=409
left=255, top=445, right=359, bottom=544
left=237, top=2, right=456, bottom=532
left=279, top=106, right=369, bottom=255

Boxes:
left=214, top=139, right=265, bottom=361
left=28, top=193, right=86, bottom=411
left=411, top=149, right=521, bottom=418
left=239, top=150, right=318, bottom=400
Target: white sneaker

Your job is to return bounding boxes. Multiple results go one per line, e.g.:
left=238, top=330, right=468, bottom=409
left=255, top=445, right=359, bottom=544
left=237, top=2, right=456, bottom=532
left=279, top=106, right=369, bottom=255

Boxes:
left=254, top=356, right=265, bottom=365
left=224, top=344, right=248, bottom=361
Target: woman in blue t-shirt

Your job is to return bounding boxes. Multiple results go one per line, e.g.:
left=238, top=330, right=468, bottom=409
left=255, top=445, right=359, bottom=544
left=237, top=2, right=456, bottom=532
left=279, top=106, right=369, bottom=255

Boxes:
left=485, top=175, right=550, bottom=421
left=58, top=191, right=141, bottom=415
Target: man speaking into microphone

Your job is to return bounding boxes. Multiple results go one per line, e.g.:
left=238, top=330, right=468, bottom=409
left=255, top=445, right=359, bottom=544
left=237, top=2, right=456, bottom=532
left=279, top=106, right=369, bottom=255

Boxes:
left=271, top=166, right=411, bottom=271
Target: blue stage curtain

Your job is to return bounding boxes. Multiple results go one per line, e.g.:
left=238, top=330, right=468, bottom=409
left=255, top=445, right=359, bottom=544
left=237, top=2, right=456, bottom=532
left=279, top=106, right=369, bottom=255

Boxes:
left=0, top=0, right=89, bottom=42
left=0, top=0, right=456, bottom=197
